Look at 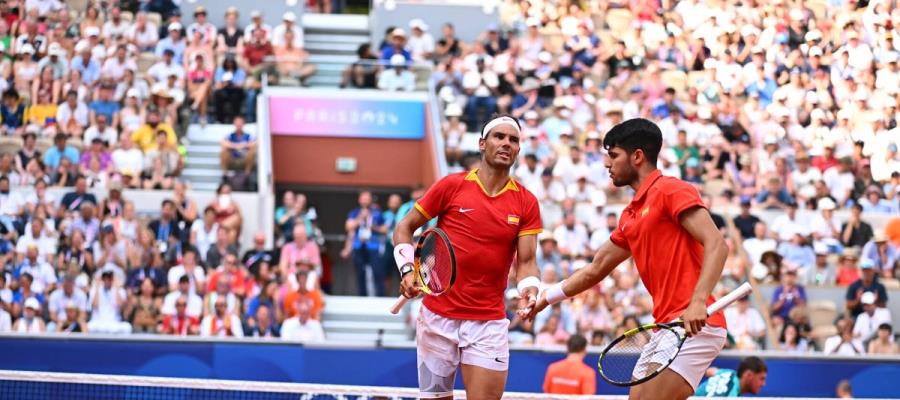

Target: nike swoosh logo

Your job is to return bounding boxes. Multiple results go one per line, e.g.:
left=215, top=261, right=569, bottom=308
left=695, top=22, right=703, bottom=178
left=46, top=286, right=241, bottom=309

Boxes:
left=459, top=208, right=475, bottom=213
left=494, top=357, right=505, bottom=363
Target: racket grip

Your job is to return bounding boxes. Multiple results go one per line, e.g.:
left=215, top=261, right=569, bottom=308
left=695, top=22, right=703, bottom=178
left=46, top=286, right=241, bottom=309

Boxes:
left=707, top=282, right=753, bottom=315
left=390, top=295, right=410, bottom=314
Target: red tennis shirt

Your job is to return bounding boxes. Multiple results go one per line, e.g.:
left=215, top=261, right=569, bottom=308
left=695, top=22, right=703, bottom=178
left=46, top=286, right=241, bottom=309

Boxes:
left=609, top=170, right=727, bottom=328
left=415, top=168, right=542, bottom=320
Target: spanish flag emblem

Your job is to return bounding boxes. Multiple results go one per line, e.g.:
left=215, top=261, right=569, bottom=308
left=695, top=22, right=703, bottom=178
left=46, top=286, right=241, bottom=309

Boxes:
left=641, top=207, right=651, bottom=217
left=507, top=215, right=520, bottom=225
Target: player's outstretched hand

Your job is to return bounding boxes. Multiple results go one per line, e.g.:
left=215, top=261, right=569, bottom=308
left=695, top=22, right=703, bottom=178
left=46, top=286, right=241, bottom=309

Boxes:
left=516, top=286, right=538, bottom=319
left=682, top=299, right=707, bottom=336
left=399, top=272, right=422, bottom=299
left=521, top=290, right=548, bottom=322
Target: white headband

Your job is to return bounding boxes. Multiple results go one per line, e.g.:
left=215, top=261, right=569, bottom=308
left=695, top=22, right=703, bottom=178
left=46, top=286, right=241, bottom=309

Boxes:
left=481, top=116, right=521, bottom=139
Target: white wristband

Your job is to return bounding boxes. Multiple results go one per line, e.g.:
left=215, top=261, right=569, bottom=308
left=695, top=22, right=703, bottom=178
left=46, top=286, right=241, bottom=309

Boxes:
left=545, top=280, right=569, bottom=305
left=393, top=243, right=415, bottom=272
left=516, top=276, right=540, bottom=293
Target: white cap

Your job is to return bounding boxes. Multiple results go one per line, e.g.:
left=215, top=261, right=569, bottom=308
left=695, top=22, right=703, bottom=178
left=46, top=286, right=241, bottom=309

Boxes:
left=805, top=30, right=822, bottom=41
left=814, top=242, right=830, bottom=255
left=444, top=103, right=462, bottom=117
left=24, top=297, right=40, bottom=310
left=818, top=197, right=836, bottom=210
left=837, top=109, right=851, bottom=120
left=806, top=91, right=820, bottom=104
left=85, top=26, right=100, bottom=36
left=526, top=17, right=541, bottom=27
left=392, top=28, right=407, bottom=38
left=75, top=40, right=89, bottom=53
left=168, top=22, right=182, bottom=31
left=250, top=10, right=262, bottom=18
left=809, top=46, right=823, bottom=57
left=774, top=107, right=790, bottom=118
left=764, top=135, right=778, bottom=145
left=390, top=54, right=406, bottom=66
left=697, top=106, right=712, bottom=120
left=741, top=25, right=760, bottom=37
left=524, top=110, right=539, bottom=120
left=409, top=18, right=428, bottom=31
left=538, top=51, right=552, bottom=63
left=854, top=91, right=868, bottom=101
left=790, top=9, right=805, bottom=20
left=774, top=90, right=788, bottom=101
left=885, top=52, right=900, bottom=63
left=126, top=88, right=140, bottom=98
left=703, top=58, right=718, bottom=69
left=18, top=43, right=35, bottom=54
left=810, top=108, right=826, bottom=120
left=47, top=42, right=63, bottom=55
left=283, top=11, right=296, bottom=22
left=861, top=291, right=877, bottom=305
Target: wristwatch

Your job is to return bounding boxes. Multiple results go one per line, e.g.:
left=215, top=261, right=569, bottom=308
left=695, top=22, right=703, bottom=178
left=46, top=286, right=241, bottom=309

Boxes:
left=399, top=263, right=414, bottom=277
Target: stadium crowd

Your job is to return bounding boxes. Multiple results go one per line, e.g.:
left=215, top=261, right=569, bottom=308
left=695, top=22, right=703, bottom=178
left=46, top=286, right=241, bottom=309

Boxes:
left=421, top=0, right=899, bottom=354
left=3, top=0, right=900, bottom=358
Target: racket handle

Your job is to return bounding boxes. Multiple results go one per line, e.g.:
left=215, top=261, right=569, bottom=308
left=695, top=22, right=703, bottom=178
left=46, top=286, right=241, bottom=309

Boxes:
left=390, top=295, right=410, bottom=314
left=707, top=282, right=753, bottom=315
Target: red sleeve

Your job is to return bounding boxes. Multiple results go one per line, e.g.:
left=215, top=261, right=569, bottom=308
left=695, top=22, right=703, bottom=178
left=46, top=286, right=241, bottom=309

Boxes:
left=663, top=181, right=706, bottom=220
left=518, top=191, right=542, bottom=237
left=609, top=221, right=630, bottom=251
left=414, top=174, right=459, bottom=219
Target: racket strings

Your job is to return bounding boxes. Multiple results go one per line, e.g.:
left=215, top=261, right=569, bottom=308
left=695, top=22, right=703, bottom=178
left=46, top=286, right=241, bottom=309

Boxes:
left=599, top=327, right=682, bottom=385
left=418, top=233, right=452, bottom=294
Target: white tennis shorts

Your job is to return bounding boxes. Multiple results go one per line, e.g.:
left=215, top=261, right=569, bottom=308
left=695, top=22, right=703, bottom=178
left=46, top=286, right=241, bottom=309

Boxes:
left=634, top=325, right=727, bottom=390
left=416, top=305, right=510, bottom=398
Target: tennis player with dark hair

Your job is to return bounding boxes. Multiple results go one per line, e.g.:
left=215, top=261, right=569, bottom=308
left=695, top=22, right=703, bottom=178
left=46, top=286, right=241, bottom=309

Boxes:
left=543, top=333, right=597, bottom=394
left=695, top=356, right=768, bottom=396
left=393, top=114, right=543, bottom=399
left=527, top=118, right=729, bottom=399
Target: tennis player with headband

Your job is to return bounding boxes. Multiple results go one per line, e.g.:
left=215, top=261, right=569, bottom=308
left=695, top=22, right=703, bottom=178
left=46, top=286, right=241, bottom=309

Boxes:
left=393, top=114, right=543, bottom=399
left=526, top=118, right=728, bottom=400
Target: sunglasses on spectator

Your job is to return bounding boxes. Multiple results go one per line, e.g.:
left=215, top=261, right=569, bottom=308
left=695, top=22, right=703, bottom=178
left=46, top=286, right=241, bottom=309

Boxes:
left=176, top=303, right=187, bottom=307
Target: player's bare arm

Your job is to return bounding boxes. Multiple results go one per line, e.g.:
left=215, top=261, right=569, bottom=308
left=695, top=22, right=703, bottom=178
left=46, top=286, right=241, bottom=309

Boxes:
left=678, top=206, right=728, bottom=336
left=514, top=234, right=540, bottom=317
left=393, top=207, right=429, bottom=299
left=525, top=240, right=631, bottom=320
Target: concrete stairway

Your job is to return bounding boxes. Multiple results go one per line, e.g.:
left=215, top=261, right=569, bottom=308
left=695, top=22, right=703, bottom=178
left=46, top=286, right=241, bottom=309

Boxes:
left=302, top=14, right=371, bottom=88
left=320, top=295, right=415, bottom=344
left=181, top=123, right=258, bottom=192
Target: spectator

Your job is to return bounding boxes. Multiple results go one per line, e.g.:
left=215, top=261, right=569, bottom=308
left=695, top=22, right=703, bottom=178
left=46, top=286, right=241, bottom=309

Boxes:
left=12, top=297, right=45, bottom=333
left=341, top=190, right=386, bottom=296
left=272, top=12, right=303, bottom=49
left=87, top=270, right=131, bottom=334
left=57, top=301, right=87, bottom=333
left=156, top=22, right=186, bottom=64
left=242, top=232, right=273, bottom=277
left=778, top=322, right=810, bottom=353
left=724, top=296, right=766, bottom=351
left=282, top=269, right=324, bottom=320
left=127, top=11, right=159, bottom=52
left=216, top=7, right=243, bottom=58
left=210, top=183, right=242, bottom=243
left=190, top=208, right=218, bottom=265
left=89, top=83, right=122, bottom=129
left=804, top=243, right=837, bottom=287
left=732, top=199, right=761, bottom=239
left=167, top=247, right=205, bottom=295
left=162, top=275, right=203, bottom=319
left=67, top=203, right=101, bottom=245
left=244, top=303, right=279, bottom=338
left=213, top=56, right=247, bottom=123
left=24, top=89, right=56, bottom=128
left=279, top=224, right=321, bottom=285
left=777, top=233, right=815, bottom=275
left=111, top=132, right=144, bottom=188
left=867, top=323, right=899, bottom=354
left=846, top=259, right=888, bottom=318
left=340, top=43, right=378, bottom=89
left=47, top=275, right=87, bottom=331
left=160, top=295, right=200, bottom=336
left=824, top=317, right=864, bottom=355
left=542, top=334, right=595, bottom=394
left=407, top=19, right=434, bottom=62
left=42, top=133, right=80, bottom=173
left=147, top=49, right=185, bottom=87
left=200, top=297, right=243, bottom=337
left=219, top=116, right=256, bottom=174
left=186, top=6, right=216, bottom=46
left=861, top=230, right=898, bottom=278
left=186, top=53, right=213, bottom=124
left=853, top=291, right=892, bottom=343
left=142, top=130, right=182, bottom=190
left=770, top=266, right=806, bottom=326
left=281, top=298, right=324, bottom=342
left=380, top=28, right=411, bottom=63
left=206, top=252, right=251, bottom=300
left=378, top=54, right=415, bottom=92
left=131, top=109, right=177, bottom=153
left=462, top=57, right=499, bottom=127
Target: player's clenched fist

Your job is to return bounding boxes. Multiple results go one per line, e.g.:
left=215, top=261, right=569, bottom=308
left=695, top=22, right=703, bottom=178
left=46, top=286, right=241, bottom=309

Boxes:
left=516, top=286, right=539, bottom=319
left=399, top=272, right=422, bottom=299
left=522, top=290, right=548, bottom=321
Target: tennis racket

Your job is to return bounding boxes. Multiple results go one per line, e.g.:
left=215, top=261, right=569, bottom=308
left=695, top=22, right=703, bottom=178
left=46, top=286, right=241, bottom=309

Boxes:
left=597, top=282, right=753, bottom=387
left=389, top=227, right=457, bottom=314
